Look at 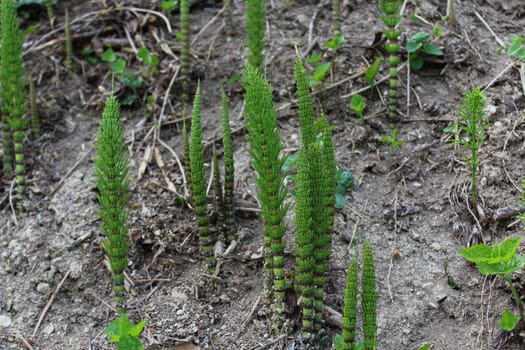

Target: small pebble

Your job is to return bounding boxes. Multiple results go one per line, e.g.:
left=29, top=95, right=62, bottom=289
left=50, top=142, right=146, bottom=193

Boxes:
left=36, top=282, right=51, bottom=294
left=0, top=314, right=12, bottom=328
left=42, top=323, right=54, bottom=335
left=430, top=242, right=441, bottom=252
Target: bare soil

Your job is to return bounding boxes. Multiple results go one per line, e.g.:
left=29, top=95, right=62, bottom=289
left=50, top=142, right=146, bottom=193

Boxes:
left=1, top=0, right=525, bottom=349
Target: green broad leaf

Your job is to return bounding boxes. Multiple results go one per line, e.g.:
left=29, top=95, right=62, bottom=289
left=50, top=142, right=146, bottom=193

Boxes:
left=121, top=72, right=143, bottom=89
left=378, top=135, right=392, bottom=143
left=332, top=335, right=344, bottom=350
left=282, top=152, right=298, bottom=173
left=337, top=169, right=353, bottom=188
left=305, top=51, right=322, bottom=64
left=499, top=309, right=520, bottom=331
left=417, top=344, right=432, bottom=350
left=325, top=35, right=344, bottom=50
left=104, top=319, right=122, bottom=343
left=82, top=47, right=94, bottom=56
left=137, top=47, right=150, bottom=62
left=101, top=48, right=117, bottom=63
left=118, top=334, right=144, bottom=350
left=459, top=243, right=492, bottom=264
left=150, top=55, right=159, bottom=67
left=508, top=36, right=525, bottom=60
left=161, top=0, right=179, bottom=11
left=493, top=237, right=522, bottom=263
left=335, top=192, right=346, bottom=209
left=409, top=53, right=424, bottom=70
left=111, top=59, right=127, bottom=75
left=310, top=62, right=332, bottom=83
left=479, top=254, right=525, bottom=275
left=433, top=25, right=442, bottom=38
left=350, top=94, right=366, bottom=117
left=406, top=41, right=423, bottom=53
left=129, top=319, right=147, bottom=337
left=411, top=32, right=430, bottom=42
left=422, top=43, right=443, bottom=56
left=87, top=57, right=98, bottom=65
left=365, top=57, right=383, bottom=87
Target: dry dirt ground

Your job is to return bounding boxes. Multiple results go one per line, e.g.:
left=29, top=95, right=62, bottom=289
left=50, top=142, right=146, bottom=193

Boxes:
left=1, top=0, right=525, bottom=349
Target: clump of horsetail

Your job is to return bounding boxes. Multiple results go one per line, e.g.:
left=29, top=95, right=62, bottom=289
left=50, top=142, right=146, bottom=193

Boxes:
left=29, top=79, right=40, bottom=140
left=340, top=241, right=377, bottom=350
left=294, top=57, right=337, bottom=341
left=379, top=0, right=402, bottom=120
left=95, top=95, right=130, bottom=314
left=332, top=0, right=341, bottom=36
left=1, top=0, right=27, bottom=198
left=221, top=88, right=235, bottom=243
left=243, top=65, right=288, bottom=331
left=190, top=83, right=216, bottom=270
left=180, top=0, right=192, bottom=190
left=246, top=0, right=266, bottom=69
left=212, top=143, right=225, bottom=243
left=65, top=8, right=73, bottom=71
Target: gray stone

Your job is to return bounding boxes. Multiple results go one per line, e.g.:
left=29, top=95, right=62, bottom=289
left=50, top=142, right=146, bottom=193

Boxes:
left=36, top=282, right=51, bottom=294
left=0, top=314, right=12, bottom=327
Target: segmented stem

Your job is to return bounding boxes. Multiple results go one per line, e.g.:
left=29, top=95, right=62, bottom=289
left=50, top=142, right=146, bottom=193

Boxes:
left=65, top=8, right=73, bottom=71
left=45, top=0, right=54, bottom=28
left=95, top=96, right=130, bottom=314
left=190, top=83, right=216, bottom=270
left=221, top=89, right=235, bottom=243
left=342, top=254, right=358, bottom=349
left=212, top=143, right=225, bottom=243
left=29, top=79, right=40, bottom=140
left=362, top=241, right=377, bottom=350
left=246, top=0, right=265, bottom=69
left=1, top=0, right=27, bottom=196
left=294, top=57, right=315, bottom=147
left=243, top=66, right=288, bottom=329
left=332, top=0, right=341, bottom=36
left=182, top=107, right=191, bottom=197
left=180, top=0, right=190, bottom=107
left=379, top=0, right=402, bottom=120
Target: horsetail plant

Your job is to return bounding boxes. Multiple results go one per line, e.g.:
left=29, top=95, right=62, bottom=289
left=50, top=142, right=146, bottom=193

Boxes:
left=1, top=0, right=27, bottom=199
left=212, top=143, right=225, bottom=243
left=190, top=83, right=216, bottom=270
left=95, top=95, right=130, bottom=314
left=294, top=56, right=337, bottom=341
left=221, top=88, right=235, bottom=243
left=333, top=241, right=377, bottom=350
left=246, top=0, right=266, bottom=69
left=243, top=65, right=288, bottom=331
left=65, top=8, right=73, bottom=71
left=379, top=0, right=402, bottom=120
left=362, top=241, right=377, bottom=350
left=180, top=0, right=192, bottom=190
left=29, top=79, right=41, bottom=140
left=447, top=88, right=489, bottom=207
left=332, top=0, right=341, bottom=36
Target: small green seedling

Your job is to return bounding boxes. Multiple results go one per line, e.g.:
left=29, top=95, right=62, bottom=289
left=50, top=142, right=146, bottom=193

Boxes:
left=325, top=35, right=344, bottom=51
left=81, top=47, right=98, bottom=65
left=406, top=32, right=443, bottom=70
left=460, top=237, right=525, bottom=331
left=137, top=47, right=159, bottom=75
left=160, top=0, right=179, bottom=13
left=101, top=48, right=126, bottom=75
left=104, top=314, right=146, bottom=350
left=305, top=51, right=322, bottom=65
left=364, top=57, right=383, bottom=88
left=310, top=61, right=332, bottom=87
left=350, top=94, right=366, bottom=118
left=378, top=125, right=403, bottom=149
left=508, top=36, right=525, bottom=60
left=445, top=88, right=488, bottom=207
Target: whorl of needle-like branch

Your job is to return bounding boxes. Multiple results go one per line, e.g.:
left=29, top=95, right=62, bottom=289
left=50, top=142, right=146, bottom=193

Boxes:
left=212, top=143, right=225, bottom=243
left=246, top=0, right=265, bottom=69
left=1, top=0, right=27, bottom=196
left=243, top=65, right=288, bottom=330
left=95, top=95, right=130, bottom=314
left=342, top=254, right=358, bottom=349
left=362, top=240, right=377, bottom=350
left=190, top=83, right=216, bottom=270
